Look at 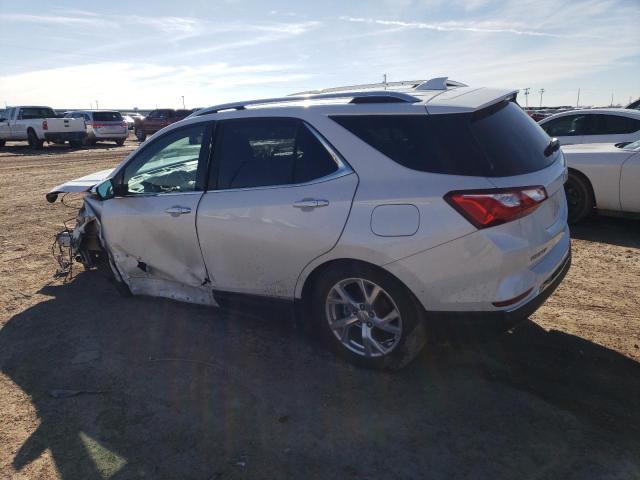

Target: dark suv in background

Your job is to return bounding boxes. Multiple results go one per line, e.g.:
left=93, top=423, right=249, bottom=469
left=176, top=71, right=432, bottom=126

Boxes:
left=134, top=109, right=194, bottom=141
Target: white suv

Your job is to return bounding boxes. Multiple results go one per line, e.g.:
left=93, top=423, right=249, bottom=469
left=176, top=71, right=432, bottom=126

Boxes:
left=47, top=78, right=571, bottom=369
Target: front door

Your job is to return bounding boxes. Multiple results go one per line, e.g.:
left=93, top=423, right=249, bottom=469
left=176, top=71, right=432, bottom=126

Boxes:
left=197, top=117, right=358, bottom=298
left=100, top=122, right=213, bottom=300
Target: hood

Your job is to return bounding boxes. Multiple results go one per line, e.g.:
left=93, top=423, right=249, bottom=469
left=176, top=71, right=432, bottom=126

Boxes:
left=46, top=168, right=113, bottom=203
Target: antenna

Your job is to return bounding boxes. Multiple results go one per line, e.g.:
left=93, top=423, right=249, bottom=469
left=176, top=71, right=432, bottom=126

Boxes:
left=610, top=93, right=614, bottom=107
left=96, top=100, right=99, bottom=109
left=181, top=96, right=185, bottom=109
left=539, top=88, right=545, bottom=108
left=576, top=88, right=580, bottom=108
left=523, top=87, right=530, bottom=109
left=383, top=74, right=387, bottom=90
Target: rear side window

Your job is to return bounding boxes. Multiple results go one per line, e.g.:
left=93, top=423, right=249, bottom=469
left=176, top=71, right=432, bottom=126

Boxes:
left=212, top=118, right=339, bottom=189
left=542, top=114, right=588, bottom=137
left=331, top=102, right=556, bottom=177
left=588, top=114, right=640, bottom=135
left=93, top=111, right=122, bottom=122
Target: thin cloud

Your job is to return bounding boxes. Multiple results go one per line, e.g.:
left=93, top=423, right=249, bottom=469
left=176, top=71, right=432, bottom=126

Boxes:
left=340, top=16, right=595, bottom=39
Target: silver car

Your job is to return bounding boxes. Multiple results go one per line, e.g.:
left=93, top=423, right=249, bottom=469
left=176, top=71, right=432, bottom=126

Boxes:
left=64, top=110, right=129, bottom=146
left=47, top=78, right=571, bottom=369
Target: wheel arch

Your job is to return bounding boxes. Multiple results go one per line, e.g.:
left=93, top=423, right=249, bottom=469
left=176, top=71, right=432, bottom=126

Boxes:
left=567, top=167, right=597, bottom=207
left=299, top=257, right=415, bottom=311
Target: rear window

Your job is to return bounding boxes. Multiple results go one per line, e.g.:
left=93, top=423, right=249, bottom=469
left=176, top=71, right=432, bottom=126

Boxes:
left=331, top=102, right=557, bottom=177
left=19, top=107, right=56, bottom=119
left=93, top=111, right=123, bottom=122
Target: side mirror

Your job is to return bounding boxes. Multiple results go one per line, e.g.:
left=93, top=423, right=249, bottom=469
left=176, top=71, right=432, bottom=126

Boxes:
left=94, top=179, right=115, bottom=200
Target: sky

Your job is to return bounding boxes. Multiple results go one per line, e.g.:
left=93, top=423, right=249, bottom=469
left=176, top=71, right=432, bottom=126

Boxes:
left=0, top=0, right=638, bottom=109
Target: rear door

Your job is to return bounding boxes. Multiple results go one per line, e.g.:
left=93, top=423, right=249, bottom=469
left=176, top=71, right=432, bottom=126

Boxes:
left=100, top=121, right=213, bottom=293
left=197, top=117, right=357, bottom=298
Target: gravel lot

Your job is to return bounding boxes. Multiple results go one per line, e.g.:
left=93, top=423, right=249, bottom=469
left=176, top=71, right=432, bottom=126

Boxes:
left=1, top=138, right=639, bottom=479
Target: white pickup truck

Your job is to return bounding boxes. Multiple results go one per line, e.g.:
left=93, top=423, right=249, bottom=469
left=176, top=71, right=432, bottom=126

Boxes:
left=0, top=106, right=86, bottom=149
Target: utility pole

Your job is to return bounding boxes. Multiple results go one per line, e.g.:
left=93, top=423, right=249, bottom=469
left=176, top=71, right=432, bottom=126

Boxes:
left=383, top=74, right=387, bottom=90
left=523, top=87, right=530, bottom=109
left=576, top=88, right=580, bottom=108
left=181, top=96, right=185, bottom=109
left=539, top=88, right=545, bottom=108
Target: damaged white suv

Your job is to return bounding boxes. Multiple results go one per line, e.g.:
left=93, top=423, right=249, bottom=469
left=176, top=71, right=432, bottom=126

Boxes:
left=47, top=78, right=571, bottom=369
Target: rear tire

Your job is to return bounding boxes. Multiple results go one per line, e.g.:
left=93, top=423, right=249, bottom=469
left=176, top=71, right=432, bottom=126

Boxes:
left=27, top=129, right=44, bottom=149
left=135, top=129, right=146, bottom=142
left=311, top=263, right=426, bottom=370
left=0, top=140, right=5, bottom=147
left=69, top=140, right=82, bottom=148
left=564, top=172, right=594, bottom=223
left=115, top=139, right=125, bottom=146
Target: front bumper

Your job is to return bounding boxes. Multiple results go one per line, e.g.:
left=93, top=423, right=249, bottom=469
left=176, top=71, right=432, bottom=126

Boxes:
left=45, top=131, right=86, bottom=142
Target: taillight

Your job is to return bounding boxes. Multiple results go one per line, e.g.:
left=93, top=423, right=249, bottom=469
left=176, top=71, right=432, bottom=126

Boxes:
left=121, top=121, right=127, bottom=127
left=444, top=186, right=548, bottom=229
left=42, top=120, right=48, bottom=130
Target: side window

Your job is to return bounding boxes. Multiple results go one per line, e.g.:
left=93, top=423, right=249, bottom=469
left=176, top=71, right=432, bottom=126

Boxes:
left=212, top=118, right=339, bottom=190
left=147, top=110, right=159, bottom=119
left=592, top=114, right=640, bottom=135
left=542, top=115, right=587, bottom=136
left=123, top=123, right=208, bottom=194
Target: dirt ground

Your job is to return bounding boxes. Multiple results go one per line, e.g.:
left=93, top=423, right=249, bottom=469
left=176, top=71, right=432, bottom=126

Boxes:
left=1, top=137, right=639, bottom=479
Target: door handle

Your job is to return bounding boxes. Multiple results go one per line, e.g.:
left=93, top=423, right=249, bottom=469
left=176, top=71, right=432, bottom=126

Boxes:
left=293, top=199, right=329, bottom=209
left=164, top=206, right=191, bottom=217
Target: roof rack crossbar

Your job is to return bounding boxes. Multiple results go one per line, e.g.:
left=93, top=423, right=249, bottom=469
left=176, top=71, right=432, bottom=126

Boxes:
left=195, top=91, right=421, bottom=116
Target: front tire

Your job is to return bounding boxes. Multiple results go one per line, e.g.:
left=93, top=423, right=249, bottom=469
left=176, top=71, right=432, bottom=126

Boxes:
left=115, top=139, right=125, bottom=146
left=312, top=263, right=426, bottom=370
left=564, top=172, right=594, bottom=223
left=69, top=140, right=82, bottom=148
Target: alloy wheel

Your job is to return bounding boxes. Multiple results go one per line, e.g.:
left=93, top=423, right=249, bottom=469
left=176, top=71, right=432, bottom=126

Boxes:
left=325, top=278, right=402, bottom=357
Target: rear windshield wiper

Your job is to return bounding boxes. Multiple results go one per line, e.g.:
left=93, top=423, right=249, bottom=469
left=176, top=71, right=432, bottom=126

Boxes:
left=544, top=138, right=560, bottom=157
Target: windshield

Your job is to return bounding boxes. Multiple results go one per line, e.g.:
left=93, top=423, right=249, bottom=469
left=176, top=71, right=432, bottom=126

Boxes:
left=622, top=139, right=640, bottom=151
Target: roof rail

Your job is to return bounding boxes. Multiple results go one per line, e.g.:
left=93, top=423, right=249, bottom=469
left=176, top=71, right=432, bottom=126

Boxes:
left=291, top=80, right=427, bottom=96
left=415, top=77, right=468, bottom=91
left=193, top=90, right=421, bottom=117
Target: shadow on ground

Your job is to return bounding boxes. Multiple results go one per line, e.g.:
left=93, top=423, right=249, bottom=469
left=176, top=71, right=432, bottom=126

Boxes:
left=1, top=272, right=639, bottom=479
left=0, top=142, right=130, bottom=157
left=571, top=214, right=640, bottom=248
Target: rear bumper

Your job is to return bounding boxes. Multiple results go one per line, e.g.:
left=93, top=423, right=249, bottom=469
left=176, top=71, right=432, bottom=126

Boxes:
left=89, top=130, right=129, bottom=141
left=427, top=249, right=570, bottom=330
left=44, top=131, right=86, bottom=142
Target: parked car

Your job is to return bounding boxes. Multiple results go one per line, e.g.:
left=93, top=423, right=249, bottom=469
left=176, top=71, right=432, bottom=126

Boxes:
left=561, top=140, right=640, bottom=222
left=134, top=108, right=193, bottom=142
left=0, top=106, right=86, bottom=148
left=539, top=108, right=640, bottom=146
left=64, top=110, right=129, bottom=146
left=46, top=78, right=570, bottom=369
left=123, top=115, right=135, bottom=130
left=627, top=98, right=640, bottom=111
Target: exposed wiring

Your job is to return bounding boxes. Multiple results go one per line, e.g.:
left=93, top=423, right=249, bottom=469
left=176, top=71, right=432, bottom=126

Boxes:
left=51, top=215, right=77, bottom=281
